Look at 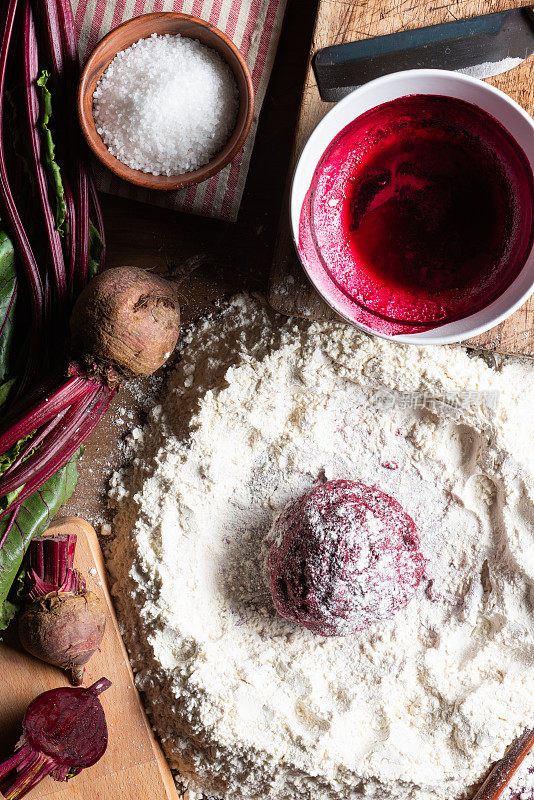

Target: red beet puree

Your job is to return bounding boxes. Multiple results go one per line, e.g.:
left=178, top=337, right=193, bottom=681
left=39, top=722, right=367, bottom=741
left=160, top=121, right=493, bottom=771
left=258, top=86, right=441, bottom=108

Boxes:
left=299, top=95, right=534, bottom=334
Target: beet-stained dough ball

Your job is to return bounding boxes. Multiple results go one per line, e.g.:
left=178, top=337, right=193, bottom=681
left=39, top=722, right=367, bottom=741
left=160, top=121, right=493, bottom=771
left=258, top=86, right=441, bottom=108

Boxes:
left=268, top=479, right=426, bottom=636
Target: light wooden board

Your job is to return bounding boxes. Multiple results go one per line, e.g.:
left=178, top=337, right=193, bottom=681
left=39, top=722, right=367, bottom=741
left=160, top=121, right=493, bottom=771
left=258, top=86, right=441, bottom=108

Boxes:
left=269, top=0, right=534, bottom=357
left=0, top=517, right=180, bottom=800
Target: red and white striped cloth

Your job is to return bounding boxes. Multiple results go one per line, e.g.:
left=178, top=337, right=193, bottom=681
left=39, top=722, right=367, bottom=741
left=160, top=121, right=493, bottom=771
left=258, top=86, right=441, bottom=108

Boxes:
left=72, top=0, right=287, bottom=220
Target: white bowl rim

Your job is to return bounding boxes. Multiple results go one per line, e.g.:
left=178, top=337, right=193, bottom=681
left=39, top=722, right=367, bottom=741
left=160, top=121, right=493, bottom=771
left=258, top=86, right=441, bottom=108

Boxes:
left=289, top=68, right=534, bottom=346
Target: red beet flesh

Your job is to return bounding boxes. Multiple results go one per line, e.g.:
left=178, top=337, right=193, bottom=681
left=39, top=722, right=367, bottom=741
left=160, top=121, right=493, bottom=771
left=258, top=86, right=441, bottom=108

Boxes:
left=0, top=679, right=110, bottom=800
left=23, top=680, right=109, bottom=768
left=269, top=479, right=426, bottom=636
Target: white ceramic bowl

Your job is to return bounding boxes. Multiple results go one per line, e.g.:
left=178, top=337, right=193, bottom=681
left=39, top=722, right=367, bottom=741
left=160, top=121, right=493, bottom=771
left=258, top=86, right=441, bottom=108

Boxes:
left=290, top=69, right=534, bottom=345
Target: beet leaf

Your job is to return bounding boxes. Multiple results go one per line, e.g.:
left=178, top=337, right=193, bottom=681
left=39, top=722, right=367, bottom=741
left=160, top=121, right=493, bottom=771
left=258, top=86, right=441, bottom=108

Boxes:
left=0, top=450, right=79, bottom=630
left=23, top=0, right=67, bottom=317
left=0, top=378, right=16, bottom=410
left=0, top=228, right=17, bottom=383
left=0, top=435, right=34, bottom=496
left=87, top=219, right=103, bottom=281
left=35, top=71, right=66, bottom=237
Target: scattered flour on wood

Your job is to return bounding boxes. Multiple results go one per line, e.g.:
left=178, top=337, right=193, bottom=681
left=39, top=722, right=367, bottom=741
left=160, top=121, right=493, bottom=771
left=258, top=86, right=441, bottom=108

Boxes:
left=107, top=295, right=534, bottom=800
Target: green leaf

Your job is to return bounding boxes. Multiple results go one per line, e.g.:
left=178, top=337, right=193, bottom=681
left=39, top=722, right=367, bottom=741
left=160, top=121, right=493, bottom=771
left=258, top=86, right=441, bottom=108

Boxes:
left=0, top=434, right=33, bottom=474
left=0, top=451, right=80, bottom=630
left=36, top=71, right=67, bottom=237
left=0, top=378, right=16, bottom=412
left=0, top=229, right=17, bottom=383
left=0, top=569, right=24, bottom=631
left=0, top=434, right=36, bottom=512
left=88, top=219, right=103, bottom=281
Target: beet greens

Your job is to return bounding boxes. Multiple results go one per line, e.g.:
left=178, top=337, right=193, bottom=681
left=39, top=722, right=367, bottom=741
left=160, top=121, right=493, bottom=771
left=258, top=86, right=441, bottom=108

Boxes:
left=0, top=0, right=181, bottom=629
left=0, top=0, right=106, bottom=627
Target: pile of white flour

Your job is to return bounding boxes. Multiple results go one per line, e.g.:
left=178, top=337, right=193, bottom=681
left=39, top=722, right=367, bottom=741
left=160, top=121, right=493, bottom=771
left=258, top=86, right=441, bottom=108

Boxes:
left=107, top=295, right=534, bottom=800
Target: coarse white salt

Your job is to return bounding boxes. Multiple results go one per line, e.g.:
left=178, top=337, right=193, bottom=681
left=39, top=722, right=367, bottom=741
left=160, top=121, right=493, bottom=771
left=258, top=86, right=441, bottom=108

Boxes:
left=93, top=33, right=239, bottom=176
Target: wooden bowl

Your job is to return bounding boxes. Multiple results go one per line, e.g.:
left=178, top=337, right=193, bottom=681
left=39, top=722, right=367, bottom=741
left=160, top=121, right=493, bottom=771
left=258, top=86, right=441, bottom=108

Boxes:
left=78, top=12, right=255, bottom=190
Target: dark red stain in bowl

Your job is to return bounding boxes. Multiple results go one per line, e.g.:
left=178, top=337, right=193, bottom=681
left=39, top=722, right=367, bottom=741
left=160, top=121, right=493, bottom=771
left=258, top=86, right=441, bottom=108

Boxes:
left=299, top=95, right=534, bottom=334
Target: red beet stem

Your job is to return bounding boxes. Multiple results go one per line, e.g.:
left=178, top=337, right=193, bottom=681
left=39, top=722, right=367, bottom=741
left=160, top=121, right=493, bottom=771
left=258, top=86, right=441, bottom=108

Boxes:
left=0, top=0, right=45, bottom=395
left=60, top=0, right=93, bottom=293
left=37, top=0, right=64, bottom=77
left=0, top=408, right=69, bottom=480
left=56, top=0, right=78, bottom=66
left=22, top=0, right=67, bottom=318
left=0, top=390, right=98, bottom=496
left=42, top=0, right=92, bottom=295
left=0, top=746, right=26, bottom=781
left=35, top=0, right=104, bottom=300
left=74, top=171, right=89, bottom=293
left=0, top=748, right=54, bottom=800
left=27, top=533, right=84, bottom=598
left=0, top=375, right=97, bottom=456
left=0, top=745, right=45, bottom=799
left=0, top=384, right=116, bottom=517
left=63, top=180, right=76, bottom=287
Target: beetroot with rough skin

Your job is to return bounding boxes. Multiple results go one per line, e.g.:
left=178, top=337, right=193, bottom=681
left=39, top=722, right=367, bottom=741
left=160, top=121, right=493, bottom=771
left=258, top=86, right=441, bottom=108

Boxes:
left=18, top=534, right=106, bottom=685
left=70, top=266, right=181, bottom=381
left=0, top=678, right=110, bottom=800
left=269, top=479, right=426, bottom=636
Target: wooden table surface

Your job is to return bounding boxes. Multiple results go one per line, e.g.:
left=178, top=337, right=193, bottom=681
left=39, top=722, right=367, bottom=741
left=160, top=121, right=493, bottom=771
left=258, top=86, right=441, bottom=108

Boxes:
left=63, top=0, right=320, bottom=519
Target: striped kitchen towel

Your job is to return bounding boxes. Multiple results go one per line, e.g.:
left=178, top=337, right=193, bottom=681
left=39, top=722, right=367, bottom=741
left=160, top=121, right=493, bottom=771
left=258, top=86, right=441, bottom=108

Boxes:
left=72, top=0, right=288, bottom=220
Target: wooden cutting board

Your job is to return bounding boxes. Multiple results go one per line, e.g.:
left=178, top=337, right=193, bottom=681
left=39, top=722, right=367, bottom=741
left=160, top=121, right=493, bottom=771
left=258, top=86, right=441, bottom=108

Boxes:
left=0, top=517, right=181, bottom=800
left=269, top=0, right=534, bottom=357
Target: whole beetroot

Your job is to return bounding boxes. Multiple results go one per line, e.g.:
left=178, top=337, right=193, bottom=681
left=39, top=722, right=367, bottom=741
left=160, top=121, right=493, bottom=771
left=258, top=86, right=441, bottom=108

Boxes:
left=18, top=534, right=106, bottom=685
left=70, top=265, right=181, bottom=381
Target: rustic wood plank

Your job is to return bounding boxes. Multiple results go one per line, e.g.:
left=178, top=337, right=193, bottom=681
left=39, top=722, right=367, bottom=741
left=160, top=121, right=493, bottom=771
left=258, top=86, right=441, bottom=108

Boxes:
left=269, top=0, right=534, bottom=356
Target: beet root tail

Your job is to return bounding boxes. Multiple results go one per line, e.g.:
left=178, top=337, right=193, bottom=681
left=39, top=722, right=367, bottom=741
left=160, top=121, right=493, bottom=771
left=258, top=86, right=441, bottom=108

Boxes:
left=89, top=677, right=112, bottom=695
left=71, top=663, right=84, bottom=686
